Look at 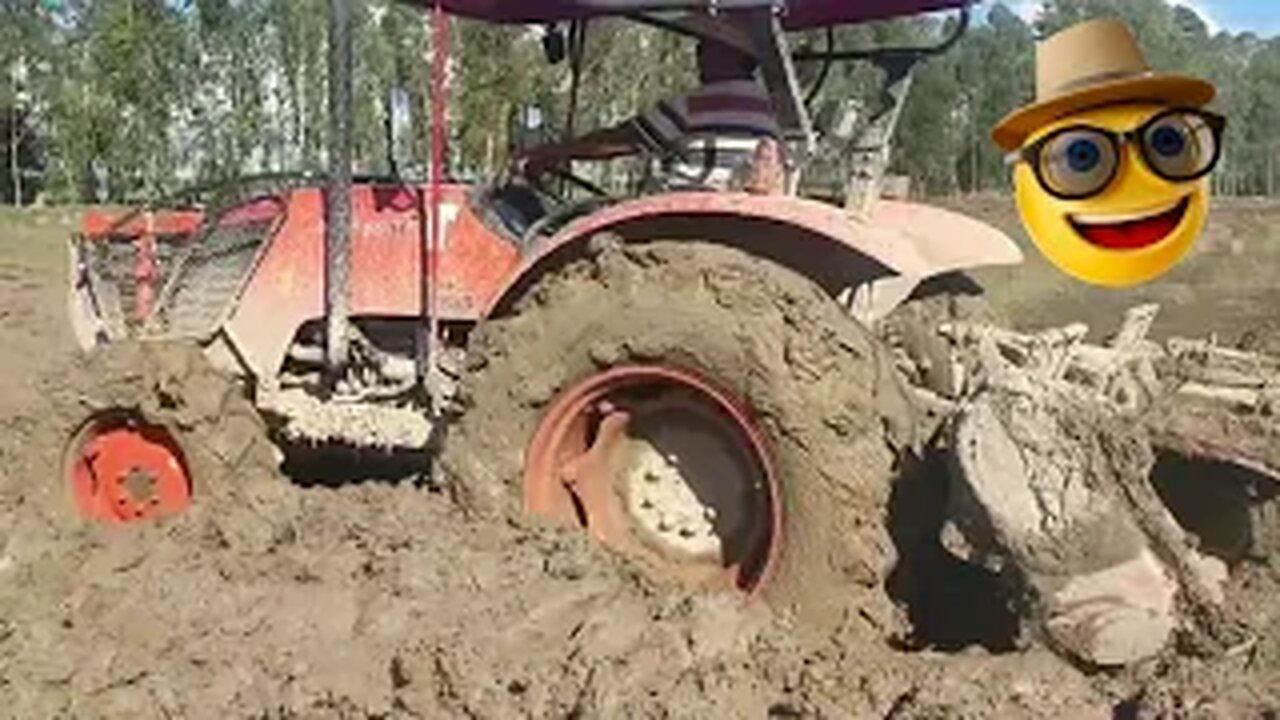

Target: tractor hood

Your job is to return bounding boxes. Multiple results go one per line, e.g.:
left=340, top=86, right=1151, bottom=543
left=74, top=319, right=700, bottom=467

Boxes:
left=431, top=0, right=969, bottom=30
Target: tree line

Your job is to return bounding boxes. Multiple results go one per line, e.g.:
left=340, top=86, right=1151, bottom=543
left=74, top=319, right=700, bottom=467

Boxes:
left=1, top=0, right=1276, bottom=205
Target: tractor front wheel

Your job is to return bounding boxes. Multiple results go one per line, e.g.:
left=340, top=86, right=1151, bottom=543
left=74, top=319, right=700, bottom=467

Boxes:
left=51, top=341, right=277, bottom=526
left=441, top=240, right=915, bottom=633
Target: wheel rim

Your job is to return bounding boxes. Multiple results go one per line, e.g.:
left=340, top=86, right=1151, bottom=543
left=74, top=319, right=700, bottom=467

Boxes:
left=524, top=366, right=781, bottom=594
left=65, top=412, right=191, bottom=523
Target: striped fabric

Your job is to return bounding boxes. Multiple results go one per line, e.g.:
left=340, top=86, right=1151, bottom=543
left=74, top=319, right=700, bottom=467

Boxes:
left=631, top=79, right=781, bottom=190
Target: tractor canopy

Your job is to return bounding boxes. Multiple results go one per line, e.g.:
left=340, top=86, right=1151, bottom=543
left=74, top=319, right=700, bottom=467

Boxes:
left=430, top=0, right=973, bottom=142
left=433, top=0, right=970, bottom=30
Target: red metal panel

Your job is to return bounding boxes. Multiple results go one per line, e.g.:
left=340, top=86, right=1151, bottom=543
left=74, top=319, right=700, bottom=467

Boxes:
left=482, top=192, right=1022, bottom=318
left=346, top=185, right=519, bottom=318
left=82, top=210, right=203, bottom=239
left=863, top=198, right=1025, bottom=273
left=226, top=188, right=326, bottom=380
left=227, top=184, right=520, bottom=381
left=81, top=201, right=280, bottom=239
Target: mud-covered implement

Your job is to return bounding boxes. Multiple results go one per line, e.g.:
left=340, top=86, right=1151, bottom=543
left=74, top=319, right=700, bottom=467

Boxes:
left=908, top=303, right=1280, bottom=667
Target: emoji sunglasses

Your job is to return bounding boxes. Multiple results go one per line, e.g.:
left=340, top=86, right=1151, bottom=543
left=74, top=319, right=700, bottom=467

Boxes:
left=1005, top=107, right=1227, bottom=201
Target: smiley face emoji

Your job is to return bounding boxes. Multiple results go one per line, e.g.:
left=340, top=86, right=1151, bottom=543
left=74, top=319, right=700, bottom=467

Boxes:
left=1011, top=102, right=1225, bottom=286
left=993, top=18, right=1225, bottom=287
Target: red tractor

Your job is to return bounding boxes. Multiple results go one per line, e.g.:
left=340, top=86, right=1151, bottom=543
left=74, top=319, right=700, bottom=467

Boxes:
left=63, top=0, right=1021, bottom=627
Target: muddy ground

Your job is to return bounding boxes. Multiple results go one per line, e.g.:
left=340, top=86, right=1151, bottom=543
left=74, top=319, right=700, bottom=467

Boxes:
left=2, top=200, right=1280, bottom=718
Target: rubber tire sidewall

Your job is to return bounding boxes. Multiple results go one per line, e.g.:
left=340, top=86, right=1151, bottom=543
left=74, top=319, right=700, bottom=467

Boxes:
left=441, top=240, right=916, bottom=637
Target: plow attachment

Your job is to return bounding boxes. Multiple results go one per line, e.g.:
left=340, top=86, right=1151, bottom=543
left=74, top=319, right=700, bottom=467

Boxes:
left=931, top=303, right=1280, bottom=481
left=905, top=303, right=1280, bottom=668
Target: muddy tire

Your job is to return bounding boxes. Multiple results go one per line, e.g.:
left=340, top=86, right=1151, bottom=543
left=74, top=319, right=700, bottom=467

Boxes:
left=880, top=271, right=1003, bottom=398
left=440, top=240, right=916, bottom=635
left=40, top=340, right=282, bottom=531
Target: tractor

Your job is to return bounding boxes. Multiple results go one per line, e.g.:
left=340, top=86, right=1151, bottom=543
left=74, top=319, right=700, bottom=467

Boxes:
left=61, top=0, right=1025, bottom=630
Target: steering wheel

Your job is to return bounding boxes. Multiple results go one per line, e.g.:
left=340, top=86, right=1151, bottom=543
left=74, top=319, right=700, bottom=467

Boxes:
left=527, top=164, right=614, bottom=203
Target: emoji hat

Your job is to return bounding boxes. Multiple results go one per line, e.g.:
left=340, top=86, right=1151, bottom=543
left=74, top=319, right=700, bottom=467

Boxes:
left=992, top=18, right=1215, bottom=152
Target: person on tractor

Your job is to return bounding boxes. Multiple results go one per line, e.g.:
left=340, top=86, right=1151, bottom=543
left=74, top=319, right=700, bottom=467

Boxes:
left=516, top=19, right=783, bottom=192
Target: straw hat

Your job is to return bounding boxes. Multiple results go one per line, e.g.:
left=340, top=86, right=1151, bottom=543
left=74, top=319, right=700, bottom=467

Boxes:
left=991, top=18, right=1216, bottom=151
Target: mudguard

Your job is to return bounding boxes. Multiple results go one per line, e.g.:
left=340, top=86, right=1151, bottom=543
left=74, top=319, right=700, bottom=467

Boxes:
left=483, top=192, right=1023, bottom=319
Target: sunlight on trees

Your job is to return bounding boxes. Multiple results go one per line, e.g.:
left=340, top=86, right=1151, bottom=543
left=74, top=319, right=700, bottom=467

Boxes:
left=0, top=0, right=1275, bottom=204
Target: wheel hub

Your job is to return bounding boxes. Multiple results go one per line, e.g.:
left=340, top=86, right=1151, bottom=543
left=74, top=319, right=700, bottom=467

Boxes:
left=65, top=413, right=191, bottom=523
left=622, top=440, right=722, bottom=560
left=524, top=366, right=780, bottom=594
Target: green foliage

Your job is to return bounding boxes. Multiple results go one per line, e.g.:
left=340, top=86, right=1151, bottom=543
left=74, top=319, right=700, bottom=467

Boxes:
left=5, top=0, right=1280, bottom=204
left=1, top=0, right=52, bottom=203
left=877, top=0, right=1280, bottom=197
left=451, top=21, right=535, bottom=176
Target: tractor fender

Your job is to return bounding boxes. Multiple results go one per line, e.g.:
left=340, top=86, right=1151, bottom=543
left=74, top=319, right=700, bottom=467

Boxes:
left=483, top=192, right=1023, bottom=319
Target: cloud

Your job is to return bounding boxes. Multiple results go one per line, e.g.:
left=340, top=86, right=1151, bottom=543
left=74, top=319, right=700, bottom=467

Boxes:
left=1003, top=0, right=1040, bottom=24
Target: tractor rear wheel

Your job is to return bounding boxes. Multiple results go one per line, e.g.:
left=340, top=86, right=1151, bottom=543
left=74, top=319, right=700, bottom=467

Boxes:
left=441, top=240, right=916, bottom=634
left=51, top=341, right=278, bottom=526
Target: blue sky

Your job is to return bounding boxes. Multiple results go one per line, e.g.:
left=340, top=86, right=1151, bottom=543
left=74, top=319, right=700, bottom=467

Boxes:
left=980, top=0, right=1279, bottom=37
left=1184, top=0, right=1280, bottom=36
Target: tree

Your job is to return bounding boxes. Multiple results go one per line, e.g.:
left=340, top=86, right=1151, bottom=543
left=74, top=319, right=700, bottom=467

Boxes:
left=6, top=0, right=1280, bottom=202
left=89, top=0, right=190, bottom=199
left=0, top=0, right=55, bottom=204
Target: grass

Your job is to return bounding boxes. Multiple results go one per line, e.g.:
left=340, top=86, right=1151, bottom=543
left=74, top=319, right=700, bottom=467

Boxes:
left=0, top=206, right=86, bottom=273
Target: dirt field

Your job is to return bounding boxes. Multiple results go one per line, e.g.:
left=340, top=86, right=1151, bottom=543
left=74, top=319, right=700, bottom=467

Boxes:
left=950, top=195, right=1280, bottom=352
left=2, top=200, right=1280, bottom=718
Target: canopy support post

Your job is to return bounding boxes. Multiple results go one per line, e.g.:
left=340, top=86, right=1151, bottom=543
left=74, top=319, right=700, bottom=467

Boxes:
left=325, top=0, right=354, bottom=370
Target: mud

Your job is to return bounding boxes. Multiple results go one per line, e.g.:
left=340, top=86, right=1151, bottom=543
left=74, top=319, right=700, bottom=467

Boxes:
left=0, top=346, right=1109, bottom=718
left=2, top=211, right=1280, bottom=717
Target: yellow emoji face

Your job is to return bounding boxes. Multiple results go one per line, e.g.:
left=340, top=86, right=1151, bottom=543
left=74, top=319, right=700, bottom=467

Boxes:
left=1013, top=102, right=1223, bottom=287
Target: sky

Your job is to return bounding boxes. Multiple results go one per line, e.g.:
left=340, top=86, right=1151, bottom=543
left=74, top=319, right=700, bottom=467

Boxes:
left=986, top=0, right=1280, bottom=38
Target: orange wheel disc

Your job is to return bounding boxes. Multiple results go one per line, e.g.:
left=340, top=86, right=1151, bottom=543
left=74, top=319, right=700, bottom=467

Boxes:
left=523, top=365, right=781, bottom=596
left=65, top=415, right=192, bottom=523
